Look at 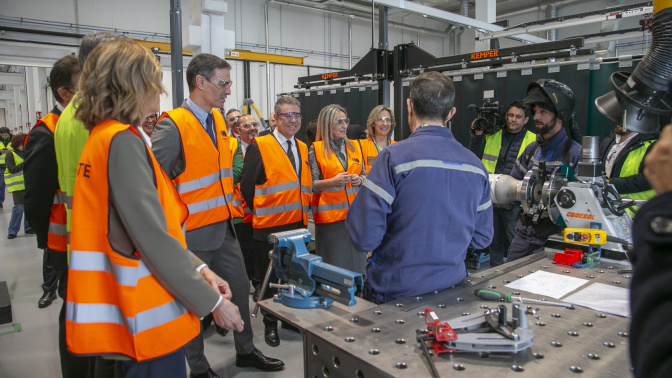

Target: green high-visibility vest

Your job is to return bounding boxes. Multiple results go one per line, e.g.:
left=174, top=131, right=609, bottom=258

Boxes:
left=0, top=140, right=12, bottom=165
left=4, top=151, right=25, bottom=192
left=481, top=129, right=536, bottom=174
left=619, top=140, right=656, bottom=218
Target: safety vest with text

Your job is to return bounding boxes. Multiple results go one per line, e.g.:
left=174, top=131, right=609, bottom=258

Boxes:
left=311, top=140, right=363, bottom=224
left=358, top=138, right=395, bottom=175
left=66, top=120, right=199, bottom=361
left=253, top=135, right=312, bottom=229
left=25, top=113, right=68, bottom=251
left=160, top=108, right=233, bottom=231
left=619, top=140, right=656, bottom=217
left=482, top=130, right=536, bottom=174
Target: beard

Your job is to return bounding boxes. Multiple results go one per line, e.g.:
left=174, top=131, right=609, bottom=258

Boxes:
left=535, top=115, right=557, bottom=136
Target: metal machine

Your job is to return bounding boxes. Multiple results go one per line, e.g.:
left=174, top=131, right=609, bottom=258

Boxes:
left=264, top=229, right=364, bottom=309
left=489, top=136, right=634, bottom=250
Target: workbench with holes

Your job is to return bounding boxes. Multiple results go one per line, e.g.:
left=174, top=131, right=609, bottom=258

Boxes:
left=259, top=250, right=633, bottom=378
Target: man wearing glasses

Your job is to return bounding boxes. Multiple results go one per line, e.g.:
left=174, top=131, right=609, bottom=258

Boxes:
left=468, top=101, right=535, bottom=267
left=141, top=113, right=159, bottom=137
left=152, top=54, right=284, bottom=377
left=240, top=96, right=313, bottom=347
left=225, top=108, right=242, bottom=137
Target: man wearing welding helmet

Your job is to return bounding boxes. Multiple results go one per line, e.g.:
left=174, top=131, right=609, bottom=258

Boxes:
left=507, top=79, right=583, bottom=262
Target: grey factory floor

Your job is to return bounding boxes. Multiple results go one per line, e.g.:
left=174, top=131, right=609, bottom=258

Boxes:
left=0, top=194, right=304, bottom=378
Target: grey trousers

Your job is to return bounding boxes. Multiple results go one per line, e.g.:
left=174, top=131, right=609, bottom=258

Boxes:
left=184, top=222, right=255, bottom=374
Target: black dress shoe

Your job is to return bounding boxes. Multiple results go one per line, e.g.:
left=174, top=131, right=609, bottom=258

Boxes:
left=7, top=234, right=16, bottom=239
left=38, top=291, right=57, bottom=308
left=214, top=324, right=229, bottom=337
left=25, top=229, right=36, bottom=235
left=189, top=367, right=220, bottom=378
left=236, top=348, right=284, bottom=371
left=264, top=321, right=280, bottom=347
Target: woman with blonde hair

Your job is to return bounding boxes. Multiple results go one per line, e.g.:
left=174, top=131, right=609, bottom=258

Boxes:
left=359, top=105, right=396, bottom=174
left=67, top=39, right=242, bottom=377
left=309, top=104, right=367, bottom=274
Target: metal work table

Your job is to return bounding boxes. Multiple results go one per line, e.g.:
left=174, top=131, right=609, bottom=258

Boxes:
left=260, top=251, right=632, bottom=377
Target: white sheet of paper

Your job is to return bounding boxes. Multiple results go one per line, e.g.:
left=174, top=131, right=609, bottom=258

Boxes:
left=504, top=270, right=589, bottom=299
left=562, top=282, right=630, bottom=317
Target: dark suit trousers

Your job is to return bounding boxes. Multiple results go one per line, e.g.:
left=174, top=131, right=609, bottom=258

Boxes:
left=235, top=222, right=258, bottom=289
left=184, top=222, right=254, bottom=374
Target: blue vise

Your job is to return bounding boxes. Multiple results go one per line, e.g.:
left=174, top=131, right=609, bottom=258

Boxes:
left=268, top=229, right=363, bottom=309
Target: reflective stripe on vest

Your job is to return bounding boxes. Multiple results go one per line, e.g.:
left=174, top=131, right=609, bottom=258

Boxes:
left=619, top=140, right=656, bottom=217
left=4, top=152, right=25, bottom=192
left=252, top=135, right=312, bottom=229
left=482, top=130, right=536, bottom=174
left=311, top=140, right=363, bottom=224
left=161, top=108, right=233, bottom=231
left=27, top=114, right=68, bottom=251
left=66, top=120, right=199, bottom=361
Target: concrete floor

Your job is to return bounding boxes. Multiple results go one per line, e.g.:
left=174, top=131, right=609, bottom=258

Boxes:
left=0, top=194, right=304, bottom=378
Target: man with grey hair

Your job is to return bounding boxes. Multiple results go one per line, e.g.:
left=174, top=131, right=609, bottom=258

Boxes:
left=152, top=53, right=283, bottom=376
left=241, top=96, right=313, bottom=347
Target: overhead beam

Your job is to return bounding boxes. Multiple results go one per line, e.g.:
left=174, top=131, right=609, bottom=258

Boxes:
left=0, top=91, right=14, bottom=101
left=372, top=0, right=548, bottom=43
left=479, top=4, right=653, bottom=41
left=0, top=73, right=24, bottom=86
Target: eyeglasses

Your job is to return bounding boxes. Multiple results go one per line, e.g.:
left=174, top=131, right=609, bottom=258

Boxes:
left=143, top=114, right=159, bottom=123
left=334, top=118, right=350, bottom=126
left=375, top=117, right=392, bottom=124
left=239, top=121, right=258, bottom=128
left=277, top=112, right=302, bottom=121
left=227, top=115, right=240, bottom=123
left=206, top=76, right=233, bottom=90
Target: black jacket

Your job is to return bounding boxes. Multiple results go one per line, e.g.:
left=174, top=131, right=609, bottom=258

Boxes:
left=630, top=191, right=672, bottom=377
left=23, top=106, right=62, bottom=250
left=599, top=132, right=656, bottom=195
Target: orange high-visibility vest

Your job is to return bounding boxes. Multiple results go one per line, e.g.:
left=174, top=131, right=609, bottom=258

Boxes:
left=24, top=113, right=68, bottom=252
left=253, top=135, right=312, bottom=229
left=358, top=138, right=395, bottom=175
left=311, top=140, right=363, bottom=224
left=160, top=108, right=233, bottom=231
left=229, top=137, right=244, bottom=220
left=66, top=120, right=199, bottom=361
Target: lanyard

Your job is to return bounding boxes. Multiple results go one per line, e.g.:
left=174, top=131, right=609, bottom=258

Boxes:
left=418, top=124, right=445, bottom=128
left=372, top=138, right=389, bottom=153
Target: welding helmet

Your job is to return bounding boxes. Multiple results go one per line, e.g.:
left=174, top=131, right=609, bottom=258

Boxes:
left=524, top=79, right=576, bottom=125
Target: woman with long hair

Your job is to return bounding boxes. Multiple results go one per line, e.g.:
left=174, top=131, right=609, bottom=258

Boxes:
left=359, top=105, right=396, bottom=174
left=66, top=39, right=241, bottom=377
left=309, top=104, right=367, bottom=274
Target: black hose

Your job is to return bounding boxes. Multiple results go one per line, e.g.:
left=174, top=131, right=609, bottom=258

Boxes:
left=633, top=7, right=672, bottom=91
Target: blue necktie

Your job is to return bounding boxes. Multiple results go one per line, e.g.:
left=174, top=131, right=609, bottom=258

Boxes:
left=206, top=113, right=216, bottom=146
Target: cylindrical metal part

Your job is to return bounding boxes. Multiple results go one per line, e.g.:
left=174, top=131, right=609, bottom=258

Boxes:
left=582, top=136, right=601, bottom=163
left=489, top=174, right=520, bottom=205
left=545, top=4, right=557, bottom=41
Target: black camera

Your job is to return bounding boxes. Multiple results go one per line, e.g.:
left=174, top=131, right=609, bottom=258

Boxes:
left=468, top=99, right=505, bottom=135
